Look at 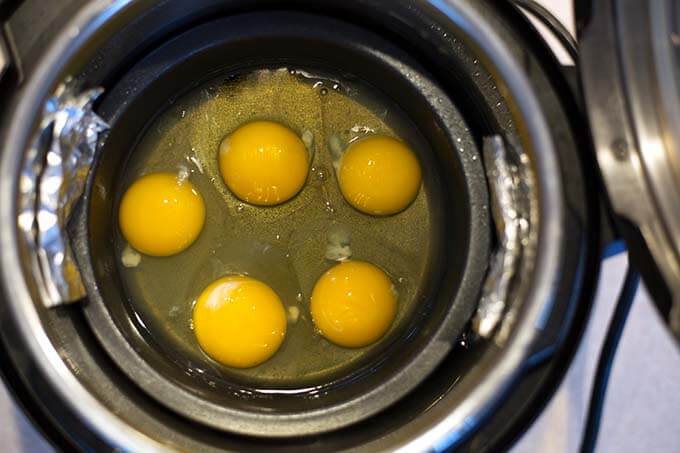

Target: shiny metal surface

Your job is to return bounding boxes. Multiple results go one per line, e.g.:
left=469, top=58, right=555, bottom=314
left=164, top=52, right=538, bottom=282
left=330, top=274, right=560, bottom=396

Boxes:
left=0, top=0, right=568, bottom=450
left=18, top=79, right=108, bottom=306
left=0, top=1, right=160, bottom=450
left=473, top=136, right=529, bottom=340
left=373, top=2, right=564, bottom=449
left=0, top=33, right=7, bottom=81
left=580, top=0, right=680, bottom=338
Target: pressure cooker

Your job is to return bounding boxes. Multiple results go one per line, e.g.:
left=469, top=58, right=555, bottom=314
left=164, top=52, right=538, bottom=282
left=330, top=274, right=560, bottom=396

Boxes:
left=0, top=0, right=677, bottom=451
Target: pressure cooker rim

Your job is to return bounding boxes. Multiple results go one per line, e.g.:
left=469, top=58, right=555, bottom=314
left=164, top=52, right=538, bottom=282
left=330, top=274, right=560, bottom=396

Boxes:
left=0, top=0, right=569, bottom=450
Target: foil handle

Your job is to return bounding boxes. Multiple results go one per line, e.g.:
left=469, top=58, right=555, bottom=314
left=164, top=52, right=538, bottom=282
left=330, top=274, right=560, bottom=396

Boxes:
left=473, top=135, right=530, bottom=339
left=18, top=79, right=109, bottom=307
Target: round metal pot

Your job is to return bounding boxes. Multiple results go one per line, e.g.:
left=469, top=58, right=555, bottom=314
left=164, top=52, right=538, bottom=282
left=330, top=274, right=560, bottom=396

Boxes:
left=0, top=0, right=600, bottom=450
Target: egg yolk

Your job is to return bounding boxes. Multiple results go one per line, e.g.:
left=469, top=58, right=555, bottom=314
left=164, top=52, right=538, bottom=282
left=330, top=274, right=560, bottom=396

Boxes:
left=193, top=276, right=287, bottom=368
left=310, top=261, right=397, bottom=348
left=219, top=121, right=309, bottom=206
left=338, top=135, right=422, bottom=215
left=119, top=172, right=205, bottom=257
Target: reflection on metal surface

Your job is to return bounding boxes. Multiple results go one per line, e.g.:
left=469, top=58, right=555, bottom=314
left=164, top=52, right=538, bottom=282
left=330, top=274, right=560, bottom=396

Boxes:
left=0, top=0, right=566, bottom=449
left=0, top=34, right=8, bottom=81
left=580, top=0, right=680, bottom=340
left=18, top=79, right=109, bottom=306
left=473, top=136, right=530, bottom=341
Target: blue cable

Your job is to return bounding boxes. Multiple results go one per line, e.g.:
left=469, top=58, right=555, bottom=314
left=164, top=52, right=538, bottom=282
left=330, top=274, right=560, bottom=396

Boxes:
left=580, top=265, right=640, bottom=453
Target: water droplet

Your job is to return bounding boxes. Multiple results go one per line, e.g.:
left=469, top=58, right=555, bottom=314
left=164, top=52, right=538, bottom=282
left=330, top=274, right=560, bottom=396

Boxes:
left=275, top=233, right=281, bottom=241
left=398, top=277, right=405, bottom=284
left=473, top=59, right=479, bottom=65
left=181, top=110, right=186, bottom=118
left=472, top=155, right=477, bottom=161
left=236, top=203, right=245, bottom=213
left=459, top=332, right=469, bottom=348
left=315, top=167, right=328, bottom=181
left=320, top=87, right=328, bottom=96
left=223, top=74, right=241, bottom=85
left=296, top=293, right=303, bottom=302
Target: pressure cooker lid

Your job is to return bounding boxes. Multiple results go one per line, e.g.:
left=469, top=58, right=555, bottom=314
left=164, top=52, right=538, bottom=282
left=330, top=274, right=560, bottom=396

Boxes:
left=579, top=0, right=680, bottom=341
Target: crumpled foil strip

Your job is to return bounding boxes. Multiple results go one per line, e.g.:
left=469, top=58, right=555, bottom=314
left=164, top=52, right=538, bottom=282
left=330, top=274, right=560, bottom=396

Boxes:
left=18, top=79, right=109, bottom=307
left=473, top=135, right=530, bottom=339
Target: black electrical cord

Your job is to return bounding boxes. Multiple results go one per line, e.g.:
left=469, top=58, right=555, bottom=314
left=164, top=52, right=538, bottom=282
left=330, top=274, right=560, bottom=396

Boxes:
left=510, top=0, right=579, bottom=63
left=579, top=265, right=640, bottom=453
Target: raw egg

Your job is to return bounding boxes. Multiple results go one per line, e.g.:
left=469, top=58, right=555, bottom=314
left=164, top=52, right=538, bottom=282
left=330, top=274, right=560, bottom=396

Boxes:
left=193, top=276, right=287, bottom=368
left=338, top=135, right=421, bottom=215
left=119, top=172, right=205, bottom=256
left=310, top=260, right=397, bottom=348
left=219, top=120, right=309, bottom=205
